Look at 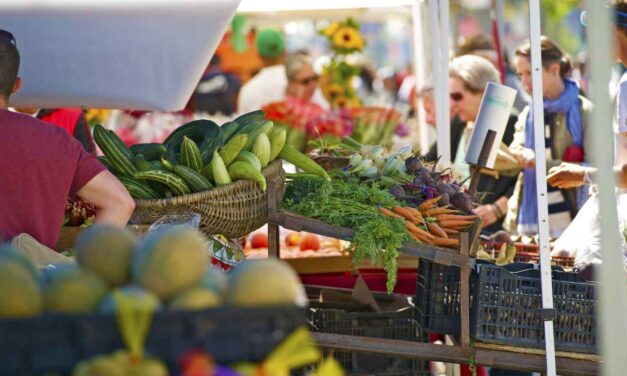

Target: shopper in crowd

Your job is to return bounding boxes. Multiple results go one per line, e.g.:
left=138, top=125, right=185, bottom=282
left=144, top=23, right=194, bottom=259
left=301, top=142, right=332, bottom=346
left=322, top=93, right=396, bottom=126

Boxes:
left=418, top=85, right=466, bottom=163
left=0, top=30, right=134, bottom=250
left=192, top=55, right=241, bottom=116
left=14, top=107, right=96, bottom=153
left=503, top=36, right=594, bottom=238
left=458, top=33, right=529, bottom=113
left=545, top=0, right=627, bottom=275
left=285, top=53, right=320, bottom=104
left=448, top=54, right=519, bottom=233
left=237, top=29, right=287, bottom=114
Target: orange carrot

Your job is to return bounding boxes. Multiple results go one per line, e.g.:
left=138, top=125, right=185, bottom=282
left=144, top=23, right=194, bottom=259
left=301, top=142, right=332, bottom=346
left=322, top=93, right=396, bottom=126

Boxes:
left=424, top=207, right=459, bottom=216
left=409, top=232, right=424, bottom=243
left=406, top=222, right=434, bottom=239
left=436, top=214, right=478, bottom=221
left=418, top=196, right=442, bottom=211
left=438, top=220, right=475, bottom=228
left=393, top=206, right=417, bottom=222
left=415, top=233, right=434, bottom=244
left=431, top=237, right=460, bottom=248
left=428, top=222, right=448, bottom=238
left=379, top=207, right=403, bottom=219
left=443, top=228, right=459, bottom=235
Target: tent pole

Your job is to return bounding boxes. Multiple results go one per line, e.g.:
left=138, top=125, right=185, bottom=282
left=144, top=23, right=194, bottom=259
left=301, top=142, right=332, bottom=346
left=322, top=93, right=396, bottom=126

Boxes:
left=528, top=1, right=557, bottom=374
left=438, top=0, right=450, bottom=167
left=583, top=4, right=627, bottom=375
left=412, top=0, right=430, bottom=154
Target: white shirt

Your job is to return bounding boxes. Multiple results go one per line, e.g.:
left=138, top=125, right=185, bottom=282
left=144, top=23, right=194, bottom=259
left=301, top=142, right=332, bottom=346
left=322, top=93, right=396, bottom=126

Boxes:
left=237, top=65, right=287, bottom=114
left=616, top=71, right=627, bottom=133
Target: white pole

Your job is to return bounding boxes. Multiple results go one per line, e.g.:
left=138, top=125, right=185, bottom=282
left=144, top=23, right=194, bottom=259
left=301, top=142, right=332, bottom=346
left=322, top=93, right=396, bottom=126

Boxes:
left=412, top=0, right=430, bottom=154
left=528, top=1, right=557, bottom=375
left=439, top=0, right=451, bottom=167
left=429, top=0, right=446, bottom=165
left=583, top=4, right=627, bottom=376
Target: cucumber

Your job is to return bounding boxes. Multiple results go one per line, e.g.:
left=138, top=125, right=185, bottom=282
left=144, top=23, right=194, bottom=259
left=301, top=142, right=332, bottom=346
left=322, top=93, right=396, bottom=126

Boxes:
left=228, top=161, right=267, bottom=192
left=180, top=136, right=204, bottom=173
left=117, top=175, right=160, bottom=199
left=130, top=143, right=167, bottom=161
left=97, top=156, right=113, bottom=170
left=93, top=124, right=137, bottom=177
left=219, top=134, right=247, bottom=166
left=160, top=157, right=175, bottom=172
left=173, top=165, right=213, bottom=193
left=252, top=133, right=271, bottom=168
left=242, top=121, right=273, bottom=151
left=134, top=170, right=191, bottom=196
left=134, top=154, right=154, bottom=172
left=269, top=129, right=287, bottom=162
left=235, top=151, right=262, bottom=172
left=210, top=151, right=231, bottom=186
left=279, top=145, right=330, bottom=180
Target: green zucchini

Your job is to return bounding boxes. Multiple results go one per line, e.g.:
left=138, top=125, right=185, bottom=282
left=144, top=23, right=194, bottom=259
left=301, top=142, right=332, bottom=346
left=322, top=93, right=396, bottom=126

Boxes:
left=173, top=165, right=213, bottom=193
left=160, top=157, right=175, bottom=172
left=163, top=119, right=214, bottom=152
left=180, top=136, right=204, bottom=173
left=97, top=156, right=113, bottom=170
left=129, top=143, right=167, bottom=161
left=199, top=121, right=224, bottom=165
left=219, top=134, right=247, bottom=166
left=106, top=130, right=134, bottom=160
left=117, top=175, right=160, bottom=199
left=93, top=124, right=137, bottom=177
left=279, top=145, right=330, bottom=180
left=221, top=121, right=239, bottom=142
left=228, top=161, right=267, bottom=192
left=134, top=170, right=191, bottom=196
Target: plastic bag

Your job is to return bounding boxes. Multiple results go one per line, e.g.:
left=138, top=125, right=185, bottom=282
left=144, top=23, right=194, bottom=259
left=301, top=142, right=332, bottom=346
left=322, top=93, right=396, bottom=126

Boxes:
left=146, top=213, right=201, bottom=233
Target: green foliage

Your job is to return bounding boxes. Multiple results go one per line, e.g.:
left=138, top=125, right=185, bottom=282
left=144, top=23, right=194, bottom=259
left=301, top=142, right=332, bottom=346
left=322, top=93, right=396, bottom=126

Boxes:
left=282, top=175, right=407, bottom=292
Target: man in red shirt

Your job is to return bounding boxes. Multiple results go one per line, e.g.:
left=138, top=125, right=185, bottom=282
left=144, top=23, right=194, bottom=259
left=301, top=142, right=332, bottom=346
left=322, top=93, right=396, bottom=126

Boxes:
left=0, top=30, right=135, bottom=249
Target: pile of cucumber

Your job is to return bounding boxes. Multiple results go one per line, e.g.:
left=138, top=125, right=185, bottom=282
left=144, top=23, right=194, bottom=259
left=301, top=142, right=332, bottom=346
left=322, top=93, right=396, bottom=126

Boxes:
left=94, top=110, right=329, bottom=200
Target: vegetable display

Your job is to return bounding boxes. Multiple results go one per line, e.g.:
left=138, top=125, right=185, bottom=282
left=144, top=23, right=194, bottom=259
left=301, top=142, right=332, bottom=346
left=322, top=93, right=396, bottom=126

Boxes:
left=94, top=111, right=329, bottom=199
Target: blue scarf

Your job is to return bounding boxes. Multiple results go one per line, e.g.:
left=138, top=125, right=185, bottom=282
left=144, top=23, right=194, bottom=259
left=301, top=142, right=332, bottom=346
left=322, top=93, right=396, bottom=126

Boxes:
left=518, top=78, right=583, bottom=233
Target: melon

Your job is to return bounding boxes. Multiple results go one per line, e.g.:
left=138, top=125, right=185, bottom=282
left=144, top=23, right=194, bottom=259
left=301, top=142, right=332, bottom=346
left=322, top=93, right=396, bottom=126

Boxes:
left=133, top=227, right=208, bottom=300
left=99, top=285, right=161, bottom=314
left=0, top=245, right=39, bottom=278
left=43, top=265, right=108, bottom=314
left=75, top=225, right=137, bottom=287
left=170, top=287, right=221, bottom=311
left=199, top=267, right=227, bottom=295
left=227, top=259, right=306, bottom=307
left=0, top=260, right=43, bottom=318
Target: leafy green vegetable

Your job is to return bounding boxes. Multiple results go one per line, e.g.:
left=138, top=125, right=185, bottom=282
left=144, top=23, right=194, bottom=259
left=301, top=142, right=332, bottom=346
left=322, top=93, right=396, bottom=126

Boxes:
left=282, top=174, right=407, bottom=292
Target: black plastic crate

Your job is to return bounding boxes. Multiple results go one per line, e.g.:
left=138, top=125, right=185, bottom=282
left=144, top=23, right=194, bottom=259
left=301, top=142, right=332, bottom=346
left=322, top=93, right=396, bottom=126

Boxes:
left=0, top=306, right=306, bottom=376
left=472, top=263, right=597, bottom=353
left=414, top=259, right=570, bottom=336
left=309, top=305, right=429, bottom=375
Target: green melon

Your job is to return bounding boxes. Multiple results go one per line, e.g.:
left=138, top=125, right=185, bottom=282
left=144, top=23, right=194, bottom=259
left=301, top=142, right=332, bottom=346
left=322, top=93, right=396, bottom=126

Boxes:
left=227, top=259, right=307, bottom=307
left=170, top=287, right=221, bottom=311
left=43, top=265, right=108, bottom=314
left=0, top=260, right=43, bottom=318
left=99, top=285, right=161, bottom=314
left=199, top=267, right=227, bottom=295
left=0, top=245, right=39, bottom=278
left=75, top=225, right=137, bottom=287
left=132, top=227, right=208, bottom=300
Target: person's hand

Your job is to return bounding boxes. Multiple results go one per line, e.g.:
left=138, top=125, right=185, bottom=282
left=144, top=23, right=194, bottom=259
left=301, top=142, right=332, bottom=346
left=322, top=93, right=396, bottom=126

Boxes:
left=546, top=162, right=589, bottom=189
left=474, top=205, right=498, bottom=228
left=513, top=147, right=536, bottom=168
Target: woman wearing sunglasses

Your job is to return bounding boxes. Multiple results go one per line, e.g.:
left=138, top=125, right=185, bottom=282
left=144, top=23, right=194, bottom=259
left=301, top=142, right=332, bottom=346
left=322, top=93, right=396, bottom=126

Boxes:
left=448, top=54, right=520, bottom=233
left=502, top=36, right=594, bottom=238
left=285, top=53, right=320, bottom=104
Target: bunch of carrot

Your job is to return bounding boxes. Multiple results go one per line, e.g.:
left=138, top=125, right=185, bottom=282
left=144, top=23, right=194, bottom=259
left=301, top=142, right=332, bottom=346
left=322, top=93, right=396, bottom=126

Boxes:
left=379, top=195, right=477, bottom=249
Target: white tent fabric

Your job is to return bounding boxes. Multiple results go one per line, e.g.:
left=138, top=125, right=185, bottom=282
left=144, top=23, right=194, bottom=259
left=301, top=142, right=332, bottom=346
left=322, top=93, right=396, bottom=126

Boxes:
left=237, top=0, right=412, bottom=12
left=0, top=0, right=240, bottom=111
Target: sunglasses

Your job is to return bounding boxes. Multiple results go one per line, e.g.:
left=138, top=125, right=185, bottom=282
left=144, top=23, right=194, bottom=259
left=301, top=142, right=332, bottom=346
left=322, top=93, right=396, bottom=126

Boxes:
left=450, top=92, right=464, bottom=102
left=0, top=30, right=16, bottom=47
left=294, top=75, right=319, bottom=85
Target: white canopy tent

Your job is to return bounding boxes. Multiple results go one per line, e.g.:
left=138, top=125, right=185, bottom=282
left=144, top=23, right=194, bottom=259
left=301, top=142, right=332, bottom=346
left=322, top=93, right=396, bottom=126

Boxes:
left=0, top=0, right=240, bottom=111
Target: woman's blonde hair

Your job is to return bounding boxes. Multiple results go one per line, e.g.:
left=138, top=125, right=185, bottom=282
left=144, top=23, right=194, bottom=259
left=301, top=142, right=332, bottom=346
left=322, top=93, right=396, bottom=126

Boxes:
left=449, top=54, right=500, bottom=93
left=285, top=53, right=313, bottom=81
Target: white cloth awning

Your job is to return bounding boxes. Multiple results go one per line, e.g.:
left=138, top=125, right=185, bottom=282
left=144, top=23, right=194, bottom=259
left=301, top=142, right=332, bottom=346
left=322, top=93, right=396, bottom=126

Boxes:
left=1, top=0, right=240, bottom=111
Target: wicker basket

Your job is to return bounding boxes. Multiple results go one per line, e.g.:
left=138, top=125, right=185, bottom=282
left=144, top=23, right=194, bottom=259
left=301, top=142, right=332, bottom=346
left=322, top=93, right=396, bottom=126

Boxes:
left=130, top=159, right=285, bottom=239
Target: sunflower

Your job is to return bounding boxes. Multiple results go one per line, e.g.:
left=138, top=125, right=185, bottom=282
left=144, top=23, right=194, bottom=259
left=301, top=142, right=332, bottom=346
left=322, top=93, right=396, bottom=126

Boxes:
left=333, top=95, right=349, bottom=109
left=332, top=26, right=363, bottom=51
left=323, top=83, right=344, bottom=101
left=322, top=22, right=340, bottom=37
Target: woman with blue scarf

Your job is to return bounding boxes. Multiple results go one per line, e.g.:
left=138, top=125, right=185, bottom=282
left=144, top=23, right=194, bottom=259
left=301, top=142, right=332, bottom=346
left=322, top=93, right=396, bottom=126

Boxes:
left=502, top=36, right=594, bottom=238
